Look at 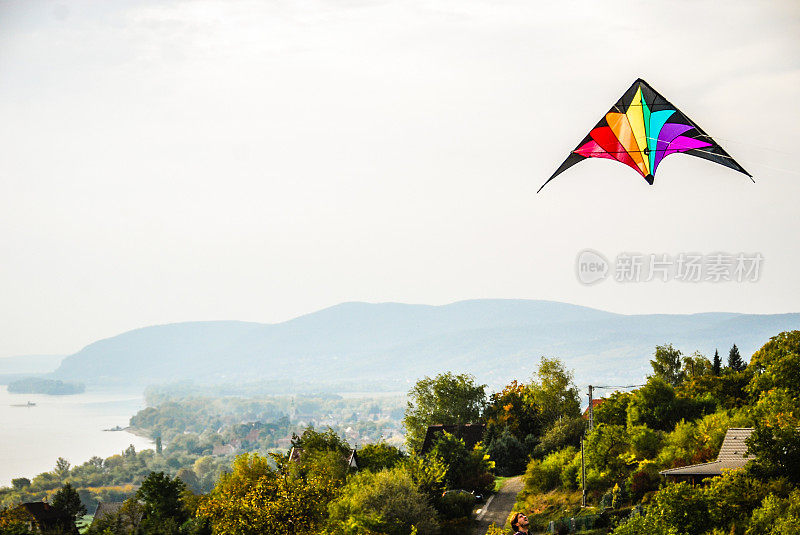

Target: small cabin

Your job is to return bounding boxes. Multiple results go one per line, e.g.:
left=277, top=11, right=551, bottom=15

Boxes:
left=659, top=428, right=753, bottom=484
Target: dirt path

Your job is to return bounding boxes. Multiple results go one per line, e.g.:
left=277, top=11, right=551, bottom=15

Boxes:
left=473, top=476, right=524, bottom=534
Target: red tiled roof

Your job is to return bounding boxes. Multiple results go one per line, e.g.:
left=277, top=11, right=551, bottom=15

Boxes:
left=582, top=398, right=606, bottom=418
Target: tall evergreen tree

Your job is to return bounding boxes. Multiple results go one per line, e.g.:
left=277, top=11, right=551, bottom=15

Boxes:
left=728, top=344, right=745, bottom=372
left=712, top=349, right=722, bottom=376
left=51, top=482, right=87, bottom=526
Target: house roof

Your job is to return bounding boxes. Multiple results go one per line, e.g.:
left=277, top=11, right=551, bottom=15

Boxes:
left=17, top=502, right=78, bottom=534
left=660, top=428, right=753, bottom=477
left=93, top=501, right=124, bottom=521
left=582, top=398, right=606, bottom=418
left=419, top=423, right=485, bottom=455
left=212, top=444, right=237, bottom=456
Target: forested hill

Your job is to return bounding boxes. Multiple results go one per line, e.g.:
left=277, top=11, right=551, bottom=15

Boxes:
left=53, top=300, right=800, bottom=389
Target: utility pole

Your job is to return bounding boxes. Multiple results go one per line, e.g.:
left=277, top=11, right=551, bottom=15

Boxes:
left=588, top=385, right=594, bottom=431
left=581, top=436, right=586, bottom=507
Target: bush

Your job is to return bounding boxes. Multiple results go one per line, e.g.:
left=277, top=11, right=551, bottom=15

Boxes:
left=327, top=467, right=439, bottom=535
left=628, top=426, right=661, bottom=460
left=559, top=452, right=581, bottom=491
left=438, top=491, right=475, bottom=520
left=523, top=447, right=576, bottom=493
left=533, top=417, right=586, bottom=459
left=747, top=489, right=800, bottom=535
left=357, top=443, right=406, bottom=473
left=611, top=511, right=676, bottom=535
left=627, top=462, right=660, bottom=501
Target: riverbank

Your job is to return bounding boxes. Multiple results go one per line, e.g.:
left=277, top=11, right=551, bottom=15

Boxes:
left=0, top=386, right=152, bottom=486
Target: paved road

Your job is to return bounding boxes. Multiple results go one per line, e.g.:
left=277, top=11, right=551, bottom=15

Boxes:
left=473, top=476, right=524, bottom=534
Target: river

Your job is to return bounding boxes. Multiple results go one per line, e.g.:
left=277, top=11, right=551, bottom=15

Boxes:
left=0, top=385, right=153, bottom=486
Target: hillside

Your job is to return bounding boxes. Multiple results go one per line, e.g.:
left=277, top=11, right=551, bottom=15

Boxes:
left=53, top=300, right=800, bottom=389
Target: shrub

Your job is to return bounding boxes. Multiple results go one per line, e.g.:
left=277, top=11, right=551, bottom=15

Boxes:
left=327, top=467, right=439, bottom=535
left=438, top=491, right=475, bottom=520
left=523, top=447, right=576, bottom=493
left=746, top=489, right=800, bottom=535
left=559, top=452, right=581, bottom=490
left=628, top=426, right=661, bottom=460
left=627, top=461, right=660, bottom=501
left=611, top=511, right=677, bottom=535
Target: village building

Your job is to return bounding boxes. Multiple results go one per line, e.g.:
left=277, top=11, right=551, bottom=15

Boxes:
left=10, top=502, right=79, bottom=534
left=212, top=443, right=238, bottom=456
left=91, top=500, right=144, bottom=531
left=92, top=501, right=124, bottom=523
left=582, top=398, right=606, bottom=420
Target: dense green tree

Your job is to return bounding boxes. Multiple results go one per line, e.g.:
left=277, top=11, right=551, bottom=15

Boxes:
left=682, top=351, right=712, bottom=378
left=747, top=330, right=800, bottom=398
left=617, top=481, right=707, bottom=535
left=403, top=372, right=487, bottom=453
left=199, top=453, right=339, bottom=535
left=747, top=490, right=800, bottom=535
left=584, top=424, right=629, bottom=479
left=9, top=479, right=30, bottom=491
left=712, top=349, right=722, bottom=376
left=728, top=343, right=746, bottom=372
left=326, top=468, right=439, bottom=535
left=399, top=455, right=447, bottom=506
left=531, top=358, right=581, bottom=428
left=614, top=470, right=774, bottom=535
left=593, top=390, right=632, bottom=427
left=680, top=370, right=751, bottom=410
left=176, top=468, right=201, bottom=493
left=291, top=427, right=351, bottom=456
left=746, top=389, right=800, bottom=483
left=54, top=457, right=71, bottom=479
left=137, top=471, right=188, bottom=528
left=51, top=482, right=87, bottom=526
left=627, top=377, right=677, bottom=431
left=532, top=416, right=586, bottom=458
left=628, top=376, right=709, bottom=431
left=482, top=380, right=541, bottom=449
left=428, top=433, right=494, bottom=494
left=0, top=506, right=34, bottom=535
left=486, top=428, right=527, bottom=476
left=650, top=344, right=684, bottom=386
left=357, top=443, right=406, bottom=473
left=627, top=425, right=661, bottom=460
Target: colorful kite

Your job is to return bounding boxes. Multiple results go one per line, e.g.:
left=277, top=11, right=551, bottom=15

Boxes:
left=538, top=78, right=752, bottom=192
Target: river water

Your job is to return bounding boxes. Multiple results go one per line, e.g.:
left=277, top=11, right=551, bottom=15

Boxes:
left=0, top=385, right=153, bottom=486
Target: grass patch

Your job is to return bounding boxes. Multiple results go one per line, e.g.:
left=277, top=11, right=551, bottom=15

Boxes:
left=494, top=476, right=510, bottom=492
left=514, top=489, right=604, bottom=532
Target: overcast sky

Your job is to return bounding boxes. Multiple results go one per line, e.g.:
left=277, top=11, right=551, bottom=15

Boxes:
left=1, top=0, right=798, bottom=358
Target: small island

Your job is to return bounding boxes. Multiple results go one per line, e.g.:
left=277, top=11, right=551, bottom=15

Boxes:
left=7, top=377, right=86, bottom=395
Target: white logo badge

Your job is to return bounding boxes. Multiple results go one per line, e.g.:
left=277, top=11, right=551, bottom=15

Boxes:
left=576, top=249, right=609, bottom=285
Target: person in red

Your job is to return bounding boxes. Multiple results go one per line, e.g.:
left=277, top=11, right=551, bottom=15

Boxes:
left=510, top=512, right=530, bottom=534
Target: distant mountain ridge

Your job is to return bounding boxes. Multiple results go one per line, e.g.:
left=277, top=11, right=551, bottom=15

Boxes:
left=0, top=354, right=64, bottom=375
left=52, top=300, right=800, bottom=389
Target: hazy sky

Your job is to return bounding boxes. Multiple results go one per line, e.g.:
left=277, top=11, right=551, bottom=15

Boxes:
left=1, top=0, right=799, bottom=358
